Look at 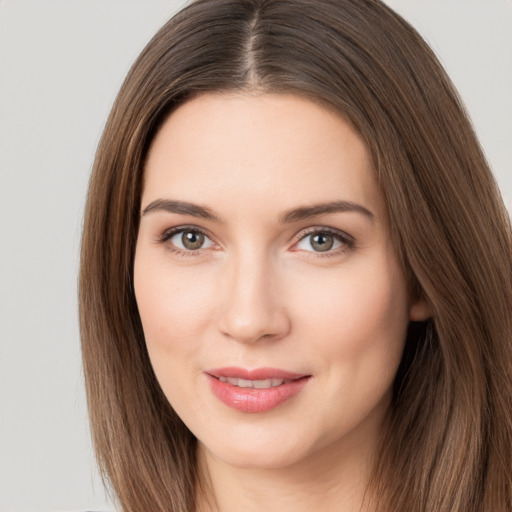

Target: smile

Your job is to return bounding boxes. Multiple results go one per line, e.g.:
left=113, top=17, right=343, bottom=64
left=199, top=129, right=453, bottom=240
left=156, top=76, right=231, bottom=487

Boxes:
left=218, top=377, right=289, bottom=388
left=205, top=367, right=311, bottom=413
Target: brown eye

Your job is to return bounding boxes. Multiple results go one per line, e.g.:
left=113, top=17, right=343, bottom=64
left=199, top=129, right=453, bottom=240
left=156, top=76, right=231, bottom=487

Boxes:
left=168, top=229, right=214, bottom=251
left=295, top=230, right=350, bottom=254
left=182, top=230, right=205, bottom=250
left=310, top=233, right=334, bottom=252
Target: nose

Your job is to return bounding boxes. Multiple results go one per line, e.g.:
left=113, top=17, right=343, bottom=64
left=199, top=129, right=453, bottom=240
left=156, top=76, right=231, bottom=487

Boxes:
left=217, top=252, right=291, bottom=344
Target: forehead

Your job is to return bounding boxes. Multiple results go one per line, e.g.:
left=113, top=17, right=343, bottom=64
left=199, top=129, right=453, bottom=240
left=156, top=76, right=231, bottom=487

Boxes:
left=143, top=92, right=383, bottom=218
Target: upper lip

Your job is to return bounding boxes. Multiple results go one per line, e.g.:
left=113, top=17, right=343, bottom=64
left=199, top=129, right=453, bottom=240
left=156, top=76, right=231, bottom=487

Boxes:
left=205, top=367, right=308, bottom=381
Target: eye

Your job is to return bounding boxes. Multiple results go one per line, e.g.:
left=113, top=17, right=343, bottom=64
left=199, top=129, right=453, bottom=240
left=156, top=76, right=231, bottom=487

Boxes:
left=168, top=228, right=215, bottom=251
left=295, top=230, right=351, bottom=253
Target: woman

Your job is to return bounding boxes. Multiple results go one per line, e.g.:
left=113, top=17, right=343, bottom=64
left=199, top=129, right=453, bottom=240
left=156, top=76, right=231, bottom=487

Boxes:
left=79, top=0, right=512, bottom=511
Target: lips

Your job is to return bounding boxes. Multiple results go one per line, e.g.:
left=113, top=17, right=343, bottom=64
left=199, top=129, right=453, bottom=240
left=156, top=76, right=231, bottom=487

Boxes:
left=205, top=367, right=311, bottom=413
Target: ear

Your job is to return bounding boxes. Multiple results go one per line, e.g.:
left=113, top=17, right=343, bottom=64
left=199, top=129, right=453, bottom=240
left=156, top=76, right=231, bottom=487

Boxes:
left=409, top=299, right=431, bottom=322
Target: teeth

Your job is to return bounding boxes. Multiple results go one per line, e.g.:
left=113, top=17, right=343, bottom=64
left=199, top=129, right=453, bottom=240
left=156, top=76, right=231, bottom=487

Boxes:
left=218, top=377, right=286, bottom=388
left=237, top=378, right=253, bottom=388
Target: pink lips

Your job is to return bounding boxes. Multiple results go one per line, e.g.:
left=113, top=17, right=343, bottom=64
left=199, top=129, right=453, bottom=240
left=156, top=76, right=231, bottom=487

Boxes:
left=205, top=367, right=311, bottom=413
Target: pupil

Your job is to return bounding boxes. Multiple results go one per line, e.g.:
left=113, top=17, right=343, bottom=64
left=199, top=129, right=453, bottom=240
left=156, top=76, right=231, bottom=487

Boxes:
left=182, top=231, right=204, bottom=250
left=311, top=233, right=333, bottom=252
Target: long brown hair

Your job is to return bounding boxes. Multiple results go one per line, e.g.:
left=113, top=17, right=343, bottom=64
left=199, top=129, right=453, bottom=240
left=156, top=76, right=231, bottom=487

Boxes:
left=79, top=1, right=512, bottom=510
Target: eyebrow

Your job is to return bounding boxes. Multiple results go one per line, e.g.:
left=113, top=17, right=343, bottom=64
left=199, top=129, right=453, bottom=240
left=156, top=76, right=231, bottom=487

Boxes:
left=141, top=198, right=374, bottom=223
left=141, top=199, right=221, bottom=221
left=280, top=200, right=374, bottom=223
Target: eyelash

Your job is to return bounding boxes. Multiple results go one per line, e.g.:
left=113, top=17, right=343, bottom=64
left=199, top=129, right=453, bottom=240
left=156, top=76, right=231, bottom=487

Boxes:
left=291, top=227, right=355, bottom=258
left=157, top=225, right=355, bottom=258
left=157, top=225, right=217, bottom=258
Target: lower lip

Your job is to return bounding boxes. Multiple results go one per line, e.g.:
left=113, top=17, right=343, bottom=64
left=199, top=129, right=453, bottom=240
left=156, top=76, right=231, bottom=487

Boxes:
left=206, top=374, right=310, bottom=413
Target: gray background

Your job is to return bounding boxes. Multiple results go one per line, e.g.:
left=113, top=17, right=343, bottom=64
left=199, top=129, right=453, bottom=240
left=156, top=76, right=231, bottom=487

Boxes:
left=0, top=1, right=510, bottom=511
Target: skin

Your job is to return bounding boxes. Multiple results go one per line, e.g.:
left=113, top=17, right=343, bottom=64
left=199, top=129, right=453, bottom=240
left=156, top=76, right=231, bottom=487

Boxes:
left=134, top=93, right=429, bottom=512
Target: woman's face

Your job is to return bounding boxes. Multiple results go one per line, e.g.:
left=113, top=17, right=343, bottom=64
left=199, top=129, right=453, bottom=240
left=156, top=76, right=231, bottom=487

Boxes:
left=134, top=93, right=424, bottom=471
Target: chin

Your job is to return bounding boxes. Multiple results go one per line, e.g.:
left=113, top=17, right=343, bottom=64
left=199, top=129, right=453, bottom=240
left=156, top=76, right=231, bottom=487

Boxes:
left=199, top=424, right=326, bottom=471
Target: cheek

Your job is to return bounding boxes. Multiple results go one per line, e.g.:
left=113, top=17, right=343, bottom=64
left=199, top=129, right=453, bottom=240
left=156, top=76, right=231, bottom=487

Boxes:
left=133, top=254, right=218, bottom=414
left=133, top=250, right=215, bottom=414
left=134, top=252, right=216, bottom=348
left=293, top=256, right=410, bottom=360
